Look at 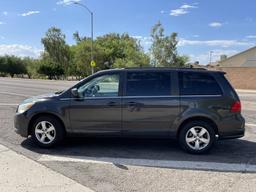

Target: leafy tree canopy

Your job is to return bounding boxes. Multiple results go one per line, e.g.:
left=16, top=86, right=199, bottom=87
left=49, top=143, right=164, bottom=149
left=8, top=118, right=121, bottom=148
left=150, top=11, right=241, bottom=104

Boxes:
left=0, top=23, right=189, bottom=79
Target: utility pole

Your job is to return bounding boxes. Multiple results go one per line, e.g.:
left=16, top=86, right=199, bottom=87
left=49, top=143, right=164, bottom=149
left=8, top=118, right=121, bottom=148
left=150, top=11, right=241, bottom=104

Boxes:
left=209, top=51, right=214, bottom=64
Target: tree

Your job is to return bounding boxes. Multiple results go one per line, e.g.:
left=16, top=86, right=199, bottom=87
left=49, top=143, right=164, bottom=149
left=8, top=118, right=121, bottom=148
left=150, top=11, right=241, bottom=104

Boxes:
left=23, top=57, right=40, bottom=79
left=1, top=25, right=190, bottom=80
left=0, top=56, right=7, bottom=75
left=73, top=31, right=87, bottom=43
left=96, top=33, right=150, bottom=68
left=4, top=56, right=27, bottom=77
left=38, top=64, right=64, bottom=80
left=70, top=33, right=150, bottom=77
left=150, top=21, right=188, bottom=67
left=41, top=27, right=71, bottom=77
left=37, top=53, right=64, bottom=79
left=71, top=39, right=105, bottom=77
left=176, top=55, right=189, bottom=67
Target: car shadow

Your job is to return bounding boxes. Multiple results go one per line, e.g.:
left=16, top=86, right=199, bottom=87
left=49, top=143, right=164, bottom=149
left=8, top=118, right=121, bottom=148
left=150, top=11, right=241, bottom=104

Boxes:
left=21, top=135, right=256, bottom=166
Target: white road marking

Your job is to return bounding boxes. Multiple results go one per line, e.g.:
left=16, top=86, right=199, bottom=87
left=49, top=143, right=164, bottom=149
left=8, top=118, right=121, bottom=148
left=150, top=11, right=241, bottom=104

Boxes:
left=38, top=154, right=256, bottom=173
left=236, top=89, right=256, bottom=93
left=246, top=123, right=256, bottom=127
left=0, top=91, right=29, bottom=97
left=239, top=94, right=256, bottom=97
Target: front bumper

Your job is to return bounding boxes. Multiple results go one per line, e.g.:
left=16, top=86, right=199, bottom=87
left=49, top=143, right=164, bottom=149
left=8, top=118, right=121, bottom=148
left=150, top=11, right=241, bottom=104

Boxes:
left=14, top=112, right=30, bottom=137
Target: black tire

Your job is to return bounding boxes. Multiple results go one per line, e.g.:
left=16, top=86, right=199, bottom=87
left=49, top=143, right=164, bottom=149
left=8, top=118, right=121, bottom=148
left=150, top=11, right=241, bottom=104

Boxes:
left=31, top=115, right=65, bottom=148
left=178, top=120, right=215, bottom=154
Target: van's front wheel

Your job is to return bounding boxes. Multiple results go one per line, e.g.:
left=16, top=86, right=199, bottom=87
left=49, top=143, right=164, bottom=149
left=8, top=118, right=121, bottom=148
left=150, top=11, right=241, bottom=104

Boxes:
left=179, top=121, right=215, bottom=154
left=31, top=116, right=65, bottom=148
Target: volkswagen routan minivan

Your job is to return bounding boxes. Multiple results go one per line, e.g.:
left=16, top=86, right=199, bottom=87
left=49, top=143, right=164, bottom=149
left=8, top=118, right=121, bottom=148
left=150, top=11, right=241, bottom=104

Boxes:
left=14, top=68, right=245, bottom=154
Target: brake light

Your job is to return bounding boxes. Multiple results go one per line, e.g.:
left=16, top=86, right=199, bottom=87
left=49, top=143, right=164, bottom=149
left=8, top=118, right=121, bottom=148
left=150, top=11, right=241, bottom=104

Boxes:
left=231, top=101, right=241, bottom=112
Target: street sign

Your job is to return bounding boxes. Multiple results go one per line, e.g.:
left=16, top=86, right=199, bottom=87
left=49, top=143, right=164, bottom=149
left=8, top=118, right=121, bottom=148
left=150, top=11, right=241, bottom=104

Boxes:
left=91, top=60, right=96, bottom=67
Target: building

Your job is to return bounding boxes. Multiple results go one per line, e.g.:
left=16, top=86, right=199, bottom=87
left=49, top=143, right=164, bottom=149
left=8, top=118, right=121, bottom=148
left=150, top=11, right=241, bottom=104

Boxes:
left=219, top=46, right=256, bottom=89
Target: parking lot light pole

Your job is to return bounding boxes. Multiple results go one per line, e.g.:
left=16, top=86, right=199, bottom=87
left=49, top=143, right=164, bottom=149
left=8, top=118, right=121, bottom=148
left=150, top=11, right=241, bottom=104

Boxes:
left=209, top=51, right=214, bottom=65
left=72, top=1, right=94, bottom=74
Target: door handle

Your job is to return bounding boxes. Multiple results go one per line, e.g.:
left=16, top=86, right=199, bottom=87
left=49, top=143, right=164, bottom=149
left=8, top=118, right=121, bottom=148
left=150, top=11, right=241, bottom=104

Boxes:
left=107, top=101, right=117, bottom=107
left=127, top=102, right=142, bottom=112
left=127, top=102, right=137, bottom=106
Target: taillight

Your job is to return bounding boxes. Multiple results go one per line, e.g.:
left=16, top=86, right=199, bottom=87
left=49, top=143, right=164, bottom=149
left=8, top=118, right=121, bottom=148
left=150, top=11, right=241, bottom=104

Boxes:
left=231, top=101, right=241, bottom=112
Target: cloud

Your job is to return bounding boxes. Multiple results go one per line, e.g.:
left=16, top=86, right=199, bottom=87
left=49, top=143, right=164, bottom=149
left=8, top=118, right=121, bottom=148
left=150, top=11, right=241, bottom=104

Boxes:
left=178, top=38, right=253, bottom=48
left=170, top=9, right=188, bottom=16
left=132, top=36, right=143, bottom=39
left=132, top=36, right=152, bottom=45
left=188, top=49, right=239, bottom=64
left=0, top=21, right=6, bottom=25
left=57, top=0, right=81, bottom=5
left=180, top=4, right=197, bottom=9
left=160, top=10, right=165, bottom=14
left=0, top=44, right=42, bottom=58
left=170, top=3, right=197, bottom=16
left=245, top=17, right=253, bottom=23
left=20, top=11, right=40, bottom=17
left=0, top=36, right=5, bottom=40
left=209, top=22, right=222, bottom=28
left=2, top=11, right=8, bottom=16
left=246, top=35, right=256, bottom=39
left=132, top=36, right=152, bottom=51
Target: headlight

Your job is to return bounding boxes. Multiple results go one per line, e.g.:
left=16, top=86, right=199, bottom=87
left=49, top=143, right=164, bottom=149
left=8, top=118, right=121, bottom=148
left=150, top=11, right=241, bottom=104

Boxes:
left=17, top=102, right=35, bottom=114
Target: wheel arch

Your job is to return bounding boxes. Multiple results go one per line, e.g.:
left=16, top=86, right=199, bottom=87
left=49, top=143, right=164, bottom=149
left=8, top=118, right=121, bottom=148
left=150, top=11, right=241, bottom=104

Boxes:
left=28, top=112, right=66, bottom=136
left=176, top=116, right=219, bottom=138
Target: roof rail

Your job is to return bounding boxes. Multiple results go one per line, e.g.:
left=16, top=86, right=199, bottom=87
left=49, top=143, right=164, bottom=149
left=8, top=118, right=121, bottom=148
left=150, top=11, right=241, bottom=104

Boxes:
left=124, top=67, right=207, bottom=71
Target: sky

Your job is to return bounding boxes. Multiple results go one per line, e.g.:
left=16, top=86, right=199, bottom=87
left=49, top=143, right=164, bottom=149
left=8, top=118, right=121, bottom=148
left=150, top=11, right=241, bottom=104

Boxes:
left=0, top=0, right=256, bottom=64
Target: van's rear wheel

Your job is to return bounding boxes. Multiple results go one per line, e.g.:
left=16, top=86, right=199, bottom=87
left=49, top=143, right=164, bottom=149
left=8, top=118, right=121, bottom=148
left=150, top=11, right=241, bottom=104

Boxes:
left=179, top=121, right=215, bottom=154
left=31, top=116, right=65, bottom=148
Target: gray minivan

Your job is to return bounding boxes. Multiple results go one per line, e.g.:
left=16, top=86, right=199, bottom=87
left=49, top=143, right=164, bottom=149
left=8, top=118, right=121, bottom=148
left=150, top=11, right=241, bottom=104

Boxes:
left=14, top=68, right=245, bottom=154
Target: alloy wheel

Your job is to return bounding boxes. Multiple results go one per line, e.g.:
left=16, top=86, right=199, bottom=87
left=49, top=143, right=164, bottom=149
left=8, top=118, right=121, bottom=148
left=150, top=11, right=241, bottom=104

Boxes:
left=35, top=121, right=56, bottom=144
left=185, top=126, right=210, bottom=151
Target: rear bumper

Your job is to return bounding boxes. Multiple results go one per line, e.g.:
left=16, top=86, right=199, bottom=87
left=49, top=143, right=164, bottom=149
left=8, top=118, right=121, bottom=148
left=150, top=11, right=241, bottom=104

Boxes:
left=218, top=115, right=245, bottom=140
left=14, top=112, right=30, bottom=138
left=219, top=129, right=245, bottom=140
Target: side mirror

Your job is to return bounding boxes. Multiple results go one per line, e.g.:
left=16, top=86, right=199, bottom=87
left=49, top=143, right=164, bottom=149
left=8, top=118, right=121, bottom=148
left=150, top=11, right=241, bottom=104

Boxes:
left=71, top=88, right=79, bottom=97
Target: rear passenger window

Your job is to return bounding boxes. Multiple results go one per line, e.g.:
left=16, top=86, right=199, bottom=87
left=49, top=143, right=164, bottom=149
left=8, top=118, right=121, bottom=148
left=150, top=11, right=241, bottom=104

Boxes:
left=179, top=72, right=222, bottom=95
left=126, top=72, right=171, bottom=96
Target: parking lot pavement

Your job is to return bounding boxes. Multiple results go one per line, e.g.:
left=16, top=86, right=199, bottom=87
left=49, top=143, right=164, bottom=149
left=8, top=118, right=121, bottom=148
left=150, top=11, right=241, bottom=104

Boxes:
left=0, top=77, right=256, bottom=192
left=0, top=144, right=94, bottom=192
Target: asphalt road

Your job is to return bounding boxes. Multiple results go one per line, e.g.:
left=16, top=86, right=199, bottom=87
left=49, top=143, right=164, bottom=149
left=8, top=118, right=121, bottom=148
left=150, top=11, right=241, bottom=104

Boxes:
left=0, top=77, right=256, bottom=192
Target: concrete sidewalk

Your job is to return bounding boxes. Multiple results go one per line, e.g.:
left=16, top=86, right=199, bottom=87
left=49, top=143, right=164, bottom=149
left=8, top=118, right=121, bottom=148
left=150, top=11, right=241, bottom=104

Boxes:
left=0, top=144, right=94, bottom=192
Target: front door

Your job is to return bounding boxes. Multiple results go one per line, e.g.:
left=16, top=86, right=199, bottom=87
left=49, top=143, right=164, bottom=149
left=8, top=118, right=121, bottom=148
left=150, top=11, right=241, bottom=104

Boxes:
left=69, top=72, right=122, bottom=134
left=122, top=71, right=180, bottom=136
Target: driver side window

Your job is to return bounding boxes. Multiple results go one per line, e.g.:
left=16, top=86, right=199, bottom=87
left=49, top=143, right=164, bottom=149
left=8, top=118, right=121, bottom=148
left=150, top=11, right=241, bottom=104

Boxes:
left=78, top=74, right=120, bottom=98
